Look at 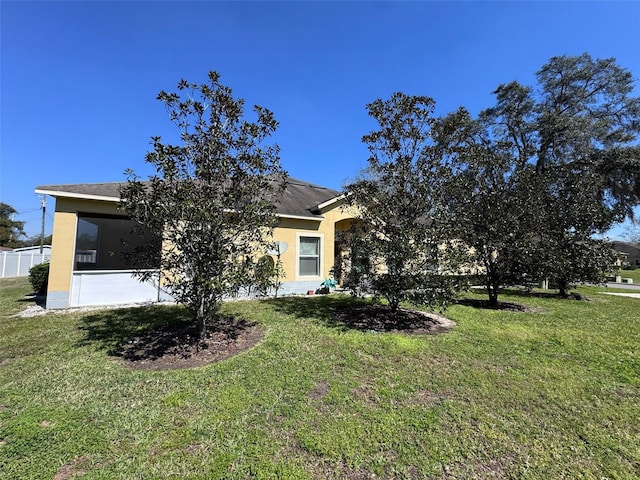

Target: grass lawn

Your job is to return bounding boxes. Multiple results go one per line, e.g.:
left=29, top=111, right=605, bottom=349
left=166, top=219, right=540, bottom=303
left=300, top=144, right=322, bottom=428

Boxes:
left=620, top=268, right=640, bottom=284
left=1, top=277, right=639, bottom=479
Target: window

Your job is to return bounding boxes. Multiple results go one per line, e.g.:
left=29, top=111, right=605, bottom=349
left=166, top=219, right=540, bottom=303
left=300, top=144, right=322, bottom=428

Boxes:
left=298, top=236, right=321, bottom=277
left=74, top=213, right=160, bottom=271
left=75, top=218, right=99, bottom=265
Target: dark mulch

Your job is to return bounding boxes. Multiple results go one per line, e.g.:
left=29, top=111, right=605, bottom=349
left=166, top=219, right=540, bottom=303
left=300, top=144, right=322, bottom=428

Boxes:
left=116, top=316, right=264, bottom=371
left=333, top=304, right=455, bottom=334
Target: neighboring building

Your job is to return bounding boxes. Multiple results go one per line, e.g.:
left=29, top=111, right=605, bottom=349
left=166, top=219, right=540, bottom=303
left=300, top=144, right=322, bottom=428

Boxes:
left=612, top=240, right=640, bottom=268
left=35, top=178, right=356, bottom=309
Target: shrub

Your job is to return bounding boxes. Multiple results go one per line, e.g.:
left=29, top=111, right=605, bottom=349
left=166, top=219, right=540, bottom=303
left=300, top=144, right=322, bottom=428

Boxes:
left=29, top=262, right=50, bottom=295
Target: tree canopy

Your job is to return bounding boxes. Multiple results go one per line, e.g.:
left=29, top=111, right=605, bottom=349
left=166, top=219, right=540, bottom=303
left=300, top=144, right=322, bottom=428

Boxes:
left=624, top=224, right=640, bottom=245
left=0, top=203, right=26, bottom=248
left=348, top=54, right=639, bottom=307
left=343, top=93, right=463, bottom=311
left=120, top=71, right=287, bottom=338
left=444, top=54, right=639, bottom=302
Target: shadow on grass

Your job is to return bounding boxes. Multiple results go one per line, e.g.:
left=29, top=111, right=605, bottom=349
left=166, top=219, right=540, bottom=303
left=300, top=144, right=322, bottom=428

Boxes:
left=77, top=305, right=191, bottom=357
left=459, top=287, right=587, bottom=312
left=455, top=298, right=531, bottom=311
left=264, top=294, right=357, bottom=330
left=265, top=294, right=450, bottom=334
left=479, top=287, right=589, bottom=301
left=77, top=305, right=255, bottom=362
left=18, top=293, right=46, bottom=308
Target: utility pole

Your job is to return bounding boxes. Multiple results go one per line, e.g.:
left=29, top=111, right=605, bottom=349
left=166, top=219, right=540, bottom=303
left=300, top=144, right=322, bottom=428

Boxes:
left=40, top=196, right=46, bottom=254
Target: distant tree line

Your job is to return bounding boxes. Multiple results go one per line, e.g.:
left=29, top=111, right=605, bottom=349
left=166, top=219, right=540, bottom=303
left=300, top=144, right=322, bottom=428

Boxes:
left=0, top=202, right=52, bottom=249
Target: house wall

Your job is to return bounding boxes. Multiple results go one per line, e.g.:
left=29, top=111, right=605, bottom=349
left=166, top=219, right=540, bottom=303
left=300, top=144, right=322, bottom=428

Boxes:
left=272, top=202, right=357, bottom=290
left=46, top=198, right=78, bottom=307
left=47, top=198, right=126, bottom=308
left=273, top=218, right=321, bottom=283
left=45, top=196, right=358, bottom=308
left=69, top=271, right=166, bottom=306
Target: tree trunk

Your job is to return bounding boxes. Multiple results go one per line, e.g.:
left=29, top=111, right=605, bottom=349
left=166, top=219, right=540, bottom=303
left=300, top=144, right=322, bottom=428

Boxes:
left=485, top=261, right=500, bottom=307
left=197, top=297, right=207, bottom=340
left=558, top=278, right=569, bottom=297
left=389, top=296, right=400, bottom=312
left=487, top=283, right=499, bottom=308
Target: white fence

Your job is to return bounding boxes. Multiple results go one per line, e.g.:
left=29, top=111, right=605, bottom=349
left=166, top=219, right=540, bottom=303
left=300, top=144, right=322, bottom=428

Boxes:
left=0, top=251, right=50, bottom=278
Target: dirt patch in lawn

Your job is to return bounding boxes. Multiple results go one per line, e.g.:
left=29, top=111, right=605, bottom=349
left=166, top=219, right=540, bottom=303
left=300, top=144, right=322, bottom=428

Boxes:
left=53, top=455, right=90, bottom=480
left=308, top=381, right=330, bottom=400
left=333, top=304, right=455, bottom=334
left=115, top=316, right=264, bottom=371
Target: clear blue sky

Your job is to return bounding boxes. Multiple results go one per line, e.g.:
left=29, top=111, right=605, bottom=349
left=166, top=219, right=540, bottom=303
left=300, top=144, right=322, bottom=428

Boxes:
left=2, top=1, right=639, bottom=238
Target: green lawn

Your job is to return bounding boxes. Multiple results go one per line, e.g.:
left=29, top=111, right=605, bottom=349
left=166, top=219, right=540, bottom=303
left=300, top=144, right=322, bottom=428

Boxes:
left=620, top=268, right=640, bottom=284
left=1, top=277, right=638, bottom=479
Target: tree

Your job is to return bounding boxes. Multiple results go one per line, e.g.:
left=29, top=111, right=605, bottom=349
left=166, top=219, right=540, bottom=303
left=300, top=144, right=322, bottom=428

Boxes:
left=434, top=106, right=541, bottom=306
left=530, top=164, right=618, bottom=295
left=344, top=93, right=461, bottom=312
left=442, top=54, right=640, bottom=303
left=0, top=202, right=26, bottom=248
left=623, top=223, right=640, bottom=245
left=17, top=233, right=53, bottom=248
left=120, top=72, right=287, bottom=339
left=532, top=54, right=640, bottom=293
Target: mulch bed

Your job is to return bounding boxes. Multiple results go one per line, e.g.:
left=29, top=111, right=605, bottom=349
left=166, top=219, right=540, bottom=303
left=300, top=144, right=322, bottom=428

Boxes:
left=116, top=317, right=264, bottom=371
left=116, top=300, right=461, bottom=370
left=333, top=304, right=456, bottom=334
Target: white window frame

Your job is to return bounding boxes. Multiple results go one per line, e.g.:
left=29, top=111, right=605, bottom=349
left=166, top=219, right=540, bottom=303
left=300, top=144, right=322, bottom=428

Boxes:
left=296, top=232, right=324, bottom=280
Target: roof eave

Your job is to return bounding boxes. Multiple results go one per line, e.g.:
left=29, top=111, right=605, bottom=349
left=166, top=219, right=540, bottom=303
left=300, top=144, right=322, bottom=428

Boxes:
left=314, top=193, right=347, bottom=211
left=277, top=213, right=323, bottom=221
left=35, top=189, right=121, bottom=203
left=35, top=189, right=324, bottom=221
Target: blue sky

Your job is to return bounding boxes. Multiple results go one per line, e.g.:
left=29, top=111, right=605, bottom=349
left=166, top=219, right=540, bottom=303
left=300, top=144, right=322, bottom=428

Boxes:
left=2, top=1, right=639, bottom=239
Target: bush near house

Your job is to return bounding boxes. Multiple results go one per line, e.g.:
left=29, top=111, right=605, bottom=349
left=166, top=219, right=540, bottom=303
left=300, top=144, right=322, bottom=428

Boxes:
left=28, top=261, right=49, bottom=295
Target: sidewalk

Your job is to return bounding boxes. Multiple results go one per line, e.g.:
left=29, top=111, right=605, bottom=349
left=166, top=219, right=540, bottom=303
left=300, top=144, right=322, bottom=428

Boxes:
left=600, top=292, right=640, bottom=299
left=605, top=282, right=640, bottom=291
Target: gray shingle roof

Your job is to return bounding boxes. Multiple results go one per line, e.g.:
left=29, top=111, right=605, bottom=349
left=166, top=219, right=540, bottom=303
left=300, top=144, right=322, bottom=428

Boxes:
left=36, top=177, right=341, bottom=219
left=612, top=240, right=640, bottom=261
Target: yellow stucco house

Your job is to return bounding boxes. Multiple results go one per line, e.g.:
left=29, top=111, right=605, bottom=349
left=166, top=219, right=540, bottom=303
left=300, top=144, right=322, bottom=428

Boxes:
left=35, top=178, right=356, bottom=309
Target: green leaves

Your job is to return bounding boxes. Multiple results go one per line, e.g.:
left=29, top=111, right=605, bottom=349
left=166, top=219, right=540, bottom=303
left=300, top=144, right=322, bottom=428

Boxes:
left=120, top=71, right=287, bottom=338
left=350, top=55, right=639, bottom=308
left=345, top=93, right=461, bottom=312
left=0, top=202, right=26, bottom=248
left=445, top=54, right=640, bottom=303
